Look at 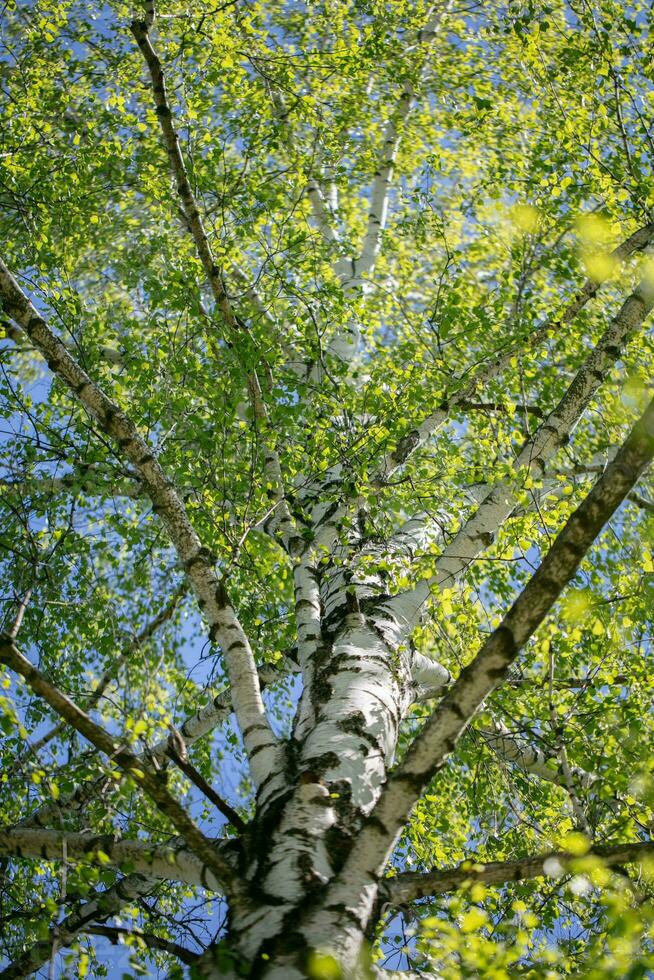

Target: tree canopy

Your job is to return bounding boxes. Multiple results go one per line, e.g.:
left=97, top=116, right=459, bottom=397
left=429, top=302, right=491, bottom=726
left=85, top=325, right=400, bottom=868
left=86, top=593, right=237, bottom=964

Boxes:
left=1, top=0, right=654, bottom=977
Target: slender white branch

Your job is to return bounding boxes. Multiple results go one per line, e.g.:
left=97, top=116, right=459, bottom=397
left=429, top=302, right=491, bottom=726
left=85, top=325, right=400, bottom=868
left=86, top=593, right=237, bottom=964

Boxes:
left=343, top=4, right=448, bottom=286
left=0, top=826, right=225, bottom=890
left=306, top=181, right=340, bottom=245
left=385, top=276, right=654, bottom=630
left=481, top=721, right=595, bottom=789
left=317, top=5, right=450, bottom=373
left=0, top=261, right=280, bottom=789
left=266, top=76, right=340, bottom=245
left=410, top=651, right=452, bottom=693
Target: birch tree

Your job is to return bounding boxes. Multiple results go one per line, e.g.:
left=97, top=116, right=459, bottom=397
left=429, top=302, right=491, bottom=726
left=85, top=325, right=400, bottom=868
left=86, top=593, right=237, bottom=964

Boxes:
left=2, top=1, right=654, bottom=977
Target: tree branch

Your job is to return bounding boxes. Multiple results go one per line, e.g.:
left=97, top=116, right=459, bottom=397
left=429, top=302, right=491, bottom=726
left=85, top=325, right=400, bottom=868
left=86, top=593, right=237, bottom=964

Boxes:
left=12, top=584, right=185, bottom=765
left=338, top=4, right=449, bottom=287
left=0, top=874, right=157, bottom=980
left=166, top=728, right=246, bottom=833
left=629, top=490, right=654, bottom=514
left=0, top=826, right=226, bottom=890
left=130, top=9, right=234, bottom=328
left=130, top=4, right=299, bottom=556
left=18, top=660, right=292, bottom=832
left=382, top=840, right=654, bottom=906
left=306, top=180, right=340, bottom=246
left=0, top=636, right=237, bottom=893
left=386, top=274, right=654, bottom=630
left=86, top=925, right=198, bottom=967
left=0, top=260, right=280, bottom=791
left=0, top=471, right=143, bottom=501
left=374, top=222, right=654, bottom=484
left=321, top=392, right=654, bottom=928
left=456, top=400, right=545, bottom=419
left=480, top=720, right=594, bottom=790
